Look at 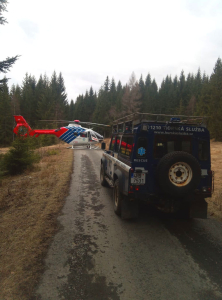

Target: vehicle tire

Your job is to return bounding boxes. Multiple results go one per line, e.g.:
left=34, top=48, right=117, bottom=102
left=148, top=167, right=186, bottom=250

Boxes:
left=100, top=164, right=107, bottom=187
left=156, top=151, right=201, bottom=197
left=113, top=179, right=123, bottom=216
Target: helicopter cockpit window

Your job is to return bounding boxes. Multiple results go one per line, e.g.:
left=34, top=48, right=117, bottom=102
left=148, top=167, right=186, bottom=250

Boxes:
left=80, top=132, right=87, bottom=137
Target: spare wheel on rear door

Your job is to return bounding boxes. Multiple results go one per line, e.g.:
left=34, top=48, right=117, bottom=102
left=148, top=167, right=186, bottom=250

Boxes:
left=156, top=151, right=201, bottom=196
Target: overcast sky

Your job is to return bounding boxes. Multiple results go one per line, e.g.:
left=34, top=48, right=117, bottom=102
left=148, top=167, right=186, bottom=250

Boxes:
left=1, top=0, right=222, bottom=102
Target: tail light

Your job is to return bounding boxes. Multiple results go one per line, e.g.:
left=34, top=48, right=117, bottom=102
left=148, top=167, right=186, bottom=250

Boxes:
left=202, top=187, right=212, bottom=193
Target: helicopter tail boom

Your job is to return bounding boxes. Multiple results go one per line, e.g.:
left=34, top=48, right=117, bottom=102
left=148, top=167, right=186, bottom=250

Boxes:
left=13, top=115, right=65, bottom=138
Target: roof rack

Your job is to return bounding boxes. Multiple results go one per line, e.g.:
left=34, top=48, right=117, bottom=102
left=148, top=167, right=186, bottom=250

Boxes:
left=112, top=112, right=208, bottom=133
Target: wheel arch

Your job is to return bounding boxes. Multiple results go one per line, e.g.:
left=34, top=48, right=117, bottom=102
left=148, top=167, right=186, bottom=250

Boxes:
left=114, top=169, right=124, bottom=193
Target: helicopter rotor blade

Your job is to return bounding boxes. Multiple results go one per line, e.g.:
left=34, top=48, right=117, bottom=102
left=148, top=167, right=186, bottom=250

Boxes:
left=39, top=120, right=110, bottom=127
left=39, top=120, right=70, bottom=122
left=77, top=121, right=110, bottom=127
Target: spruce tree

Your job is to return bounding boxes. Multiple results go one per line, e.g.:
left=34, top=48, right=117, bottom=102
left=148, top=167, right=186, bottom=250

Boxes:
left=10, top=84, right=21, bottom=115
left=0, top=80, right=13, bottom=145
left=20, top=74, right=37, bottom=126
left=138, top=75, right=145, bottom=111
left=69, top=99, right=75, bottom=120
left=208, top=58, right=222, bottom=140
left=122, top=73, right=141, bottom=115
left=0, top=0, right=19, bottom=89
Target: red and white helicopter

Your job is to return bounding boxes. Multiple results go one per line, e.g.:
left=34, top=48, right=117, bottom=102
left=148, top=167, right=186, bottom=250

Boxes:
left=13, top=116, right=110, bottom=149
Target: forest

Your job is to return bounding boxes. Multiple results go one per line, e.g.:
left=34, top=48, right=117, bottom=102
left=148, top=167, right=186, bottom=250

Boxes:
left=0, top=57, right=222, bottom=146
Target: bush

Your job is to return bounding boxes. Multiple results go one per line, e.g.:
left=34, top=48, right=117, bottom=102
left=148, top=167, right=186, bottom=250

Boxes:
left=3, top=137, right=40, bottom=175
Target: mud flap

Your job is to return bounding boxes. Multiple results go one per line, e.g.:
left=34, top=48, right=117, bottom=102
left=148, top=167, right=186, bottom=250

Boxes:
left=189, top=198, right=208, bottom=219
left=121, top=198, right=139, bottom=219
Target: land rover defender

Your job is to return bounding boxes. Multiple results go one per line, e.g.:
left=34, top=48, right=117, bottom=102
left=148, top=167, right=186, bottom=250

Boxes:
left=100, top=113, right=213, bottom=219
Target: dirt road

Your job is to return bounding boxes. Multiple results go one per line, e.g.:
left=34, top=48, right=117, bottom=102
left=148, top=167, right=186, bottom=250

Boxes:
left=35, top=149, right=222, bottom=300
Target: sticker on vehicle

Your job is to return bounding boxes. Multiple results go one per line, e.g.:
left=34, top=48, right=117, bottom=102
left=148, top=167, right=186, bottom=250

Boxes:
left=138, top=147, right=146, bottom=156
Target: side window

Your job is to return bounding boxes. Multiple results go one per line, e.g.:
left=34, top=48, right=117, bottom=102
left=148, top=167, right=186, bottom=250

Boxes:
left=116, top=136, right=121, bottom=152
left=120, top=136, right=134, bottom=158
left=137, top=137, right=147, bottom=158
left=110, top=136, right=116, bottom=151
left=199, top=140, right=209, bottom=161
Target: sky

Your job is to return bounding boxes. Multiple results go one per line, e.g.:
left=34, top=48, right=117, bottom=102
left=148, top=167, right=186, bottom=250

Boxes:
left=1, top=0, right=222, bottom=102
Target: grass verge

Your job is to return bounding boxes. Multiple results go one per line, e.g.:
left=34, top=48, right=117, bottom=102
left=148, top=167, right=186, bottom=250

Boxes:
left=0, top=144, right=73, bottom=300
left=207, top=141, right=222, bottom=220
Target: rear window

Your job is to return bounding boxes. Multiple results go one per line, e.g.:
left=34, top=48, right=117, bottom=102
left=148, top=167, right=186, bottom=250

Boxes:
left=110, top=136, right=121, bottom=152
left=116, top=136, right=121, bottom=152
left=120, top=136, right=134, bottom=158
left=154, top=135, right=191, bottom=159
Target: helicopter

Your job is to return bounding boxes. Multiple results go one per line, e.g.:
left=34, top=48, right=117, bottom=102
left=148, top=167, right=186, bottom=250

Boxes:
left=13, top=116, right=110, bottom=149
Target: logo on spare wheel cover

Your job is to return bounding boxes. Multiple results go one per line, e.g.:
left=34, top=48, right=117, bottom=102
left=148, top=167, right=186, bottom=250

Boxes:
left=138, top=147, right=146, bottom=156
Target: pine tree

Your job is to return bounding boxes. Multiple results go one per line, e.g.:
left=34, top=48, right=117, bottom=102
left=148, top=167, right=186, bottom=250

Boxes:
left=208, top=58, right=222, bottom=140
left=0, top=80, right=13, bottom=145
left=37, top=74, right=55, bottom=121
left=110, top=78, right=117, bottom=106
left=0, top=0, right=19, bottom=89
left=158, top=75, right=175, bottom=114
left=69, top=99, right=75, bottom=120
left=145, top=74, right=151, bottom=87
left=104, top=76, right=110, bottom=92
left=143, top=74, right=158, bottom=114
left=74, top=94, right=84, bottom=120
left=115, top=80, right=124, bottom=118
left=122, top=73, right=141, bottom=115
left=88, top=87, right=96, bottom=121
left=138, top=75, right=145, bottom=111
left=10, top=84, right=21, bottom=115
left=93, top=77, right=112, bottom=124
left=20, top=74, right=37, bottom=126
left=49, top=71, right=68, bottom=120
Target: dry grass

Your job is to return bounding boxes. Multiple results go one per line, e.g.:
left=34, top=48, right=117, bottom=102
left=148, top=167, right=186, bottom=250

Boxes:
left=207, top=141, right=222, bottom=219
left=0, top=147, right=10, bottom=155
left=0, top=144, right=73, bottom=300
left=102, top=138, right=111, bottom=150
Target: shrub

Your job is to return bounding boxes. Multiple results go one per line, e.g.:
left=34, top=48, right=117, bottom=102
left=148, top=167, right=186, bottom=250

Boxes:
left=3, top=137, right=40, bottom=175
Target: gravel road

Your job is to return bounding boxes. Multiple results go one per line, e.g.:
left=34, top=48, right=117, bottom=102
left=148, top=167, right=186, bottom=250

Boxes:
left=35, top=149, right=222, bottom=300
